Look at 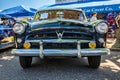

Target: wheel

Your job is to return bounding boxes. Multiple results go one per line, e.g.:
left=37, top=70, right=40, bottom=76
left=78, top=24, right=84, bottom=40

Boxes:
left=88, top=56, right=101, bottom=69
left=19, top=56, right=32, bottom=69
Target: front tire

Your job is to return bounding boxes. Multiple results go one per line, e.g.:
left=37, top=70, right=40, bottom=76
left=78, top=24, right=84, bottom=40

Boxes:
left=88, top=56, right=101, bottom=69
left=19, top=56, right=32, bottom=69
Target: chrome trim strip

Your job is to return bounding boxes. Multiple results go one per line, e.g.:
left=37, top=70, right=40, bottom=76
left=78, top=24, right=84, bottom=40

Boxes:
left=25, top=39, right=94, bottom=43
left=11, top=48, right=110, bottom=57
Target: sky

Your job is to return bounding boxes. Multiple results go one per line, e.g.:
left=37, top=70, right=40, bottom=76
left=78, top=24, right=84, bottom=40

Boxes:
left=0, top=0, right=55, bottom=10
left=0, top=0, right=119, bottom=10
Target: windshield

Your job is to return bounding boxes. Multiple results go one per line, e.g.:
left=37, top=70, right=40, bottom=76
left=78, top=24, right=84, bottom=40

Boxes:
left=34, top=9, right=85, bottom=21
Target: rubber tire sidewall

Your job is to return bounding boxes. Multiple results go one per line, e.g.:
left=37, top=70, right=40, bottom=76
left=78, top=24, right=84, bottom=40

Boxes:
left=19, top=56, right=32, bottom=69
left=88, top=56, right=101, bottom=69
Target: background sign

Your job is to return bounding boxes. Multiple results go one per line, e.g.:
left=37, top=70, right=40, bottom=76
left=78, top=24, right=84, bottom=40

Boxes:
left=81, top=4, right=120, bottom=14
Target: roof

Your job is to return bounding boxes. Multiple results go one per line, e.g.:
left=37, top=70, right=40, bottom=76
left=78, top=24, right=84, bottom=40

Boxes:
left=37, top=7, right=82, bottom=12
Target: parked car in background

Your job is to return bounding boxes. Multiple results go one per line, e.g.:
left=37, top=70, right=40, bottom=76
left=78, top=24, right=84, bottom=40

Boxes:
left=0, top=15, right=15, bottom=50
left=11, top=7, right=110, bottom=69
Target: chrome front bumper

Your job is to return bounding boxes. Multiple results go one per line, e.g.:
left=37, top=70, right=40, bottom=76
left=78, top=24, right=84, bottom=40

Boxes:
left=11, top=40, right=110, bottom=58
left=11, top=48, right=110, bottom=57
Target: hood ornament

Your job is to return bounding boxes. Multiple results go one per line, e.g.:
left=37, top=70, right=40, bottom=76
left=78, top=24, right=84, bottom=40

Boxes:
left=56, top=31, right=64, bottom=42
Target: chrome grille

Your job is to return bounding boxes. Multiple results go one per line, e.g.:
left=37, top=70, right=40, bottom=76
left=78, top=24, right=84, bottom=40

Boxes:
left=28, top=32, right=93, bottom=40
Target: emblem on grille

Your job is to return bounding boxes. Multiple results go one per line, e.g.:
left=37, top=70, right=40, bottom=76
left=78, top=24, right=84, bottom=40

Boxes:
left=56, top=31, right=64, bottom=42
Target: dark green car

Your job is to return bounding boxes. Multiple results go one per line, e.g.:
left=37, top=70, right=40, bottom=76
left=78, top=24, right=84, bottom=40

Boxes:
left=11, top=8, right=110, bottom=69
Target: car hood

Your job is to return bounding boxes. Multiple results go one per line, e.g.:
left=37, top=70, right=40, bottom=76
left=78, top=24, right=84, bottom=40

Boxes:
left=29, top=18, right=94, bottom=31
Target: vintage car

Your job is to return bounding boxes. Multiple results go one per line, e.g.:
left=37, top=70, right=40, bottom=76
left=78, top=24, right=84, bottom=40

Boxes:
left=11, top=8, right=110, bottom=69
left=0, top=15, right=15, bottom=50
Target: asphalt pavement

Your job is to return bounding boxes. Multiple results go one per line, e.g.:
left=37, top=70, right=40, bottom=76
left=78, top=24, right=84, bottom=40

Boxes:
left=0, top=49, right=120, bottom=80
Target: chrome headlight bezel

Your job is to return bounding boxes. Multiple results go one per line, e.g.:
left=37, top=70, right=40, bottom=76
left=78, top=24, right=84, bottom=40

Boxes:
left=13, top=22, right=25, bottom=34
left=95, top=22, right=108, bottom=34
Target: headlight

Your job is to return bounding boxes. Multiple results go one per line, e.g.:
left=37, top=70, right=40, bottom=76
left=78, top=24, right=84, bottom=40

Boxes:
left=95, top=22, right=108, bottom=34
left=13, top=23, right=25, bottom=34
